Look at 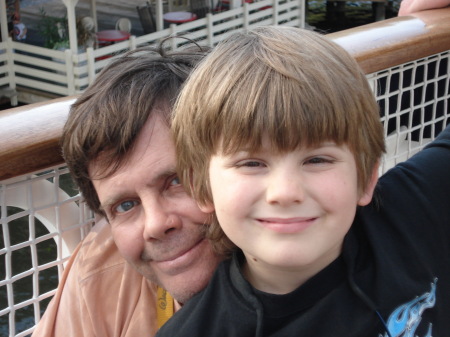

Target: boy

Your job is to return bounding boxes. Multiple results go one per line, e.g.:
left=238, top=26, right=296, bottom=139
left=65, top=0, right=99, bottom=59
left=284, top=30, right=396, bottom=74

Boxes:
left=157, top=26, right=450, bottom=336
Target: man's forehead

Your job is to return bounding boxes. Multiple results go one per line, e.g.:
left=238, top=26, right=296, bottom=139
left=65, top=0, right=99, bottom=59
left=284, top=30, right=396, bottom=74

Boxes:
left=87, top=150, right=122, bottom=181
left=88, top=113, right=174, bottom=179
left=89, top=124, right=178, bottom=212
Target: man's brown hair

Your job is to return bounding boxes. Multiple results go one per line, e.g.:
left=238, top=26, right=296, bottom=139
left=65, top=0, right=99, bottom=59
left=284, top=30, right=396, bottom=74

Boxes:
left=62, top=44, right=208, bottom=216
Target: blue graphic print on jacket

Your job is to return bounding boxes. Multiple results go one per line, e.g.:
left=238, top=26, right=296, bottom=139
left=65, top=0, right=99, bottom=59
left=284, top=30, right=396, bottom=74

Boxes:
left=381, top=280, right=437, bottom=337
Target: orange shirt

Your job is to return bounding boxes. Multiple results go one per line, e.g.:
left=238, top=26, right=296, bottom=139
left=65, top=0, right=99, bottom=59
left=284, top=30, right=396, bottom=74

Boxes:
left=33, top=219, right=174, bottom=337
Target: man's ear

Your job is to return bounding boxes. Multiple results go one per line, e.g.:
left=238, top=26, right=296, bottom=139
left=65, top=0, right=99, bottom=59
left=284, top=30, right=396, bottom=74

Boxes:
left=357, top=161, right=380, bottom=206
left=198, top=200, right=215, bottom=214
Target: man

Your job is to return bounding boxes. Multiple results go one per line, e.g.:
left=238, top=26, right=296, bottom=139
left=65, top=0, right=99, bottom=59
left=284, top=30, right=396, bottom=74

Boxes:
left=32, top=45, right=223, bottom=336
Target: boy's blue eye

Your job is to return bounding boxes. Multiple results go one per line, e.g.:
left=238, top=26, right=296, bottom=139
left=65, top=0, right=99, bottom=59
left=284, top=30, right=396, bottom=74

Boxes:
left=115, top=200, right=138, bottom=213
left=236, top=159, right=266, bottom=168
left=243, top=161, right=262, bottom=167
left=306, top=157, right=333, bottom=164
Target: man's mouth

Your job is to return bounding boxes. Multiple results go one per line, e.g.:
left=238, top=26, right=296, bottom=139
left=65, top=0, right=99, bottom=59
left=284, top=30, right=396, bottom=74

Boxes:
left=151, top=239, right=206, bottom=274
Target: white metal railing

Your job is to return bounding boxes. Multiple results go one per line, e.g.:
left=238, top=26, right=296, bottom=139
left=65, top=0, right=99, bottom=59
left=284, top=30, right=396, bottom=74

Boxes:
left=1, top=50, right=448, bottom=337
left=0, top=0, right=305, bottom=102
left=1, top=166, right=95, bottom=337
left=373, top=51, right=450, bottom=173
left=1, top=8, right=450, bottom=337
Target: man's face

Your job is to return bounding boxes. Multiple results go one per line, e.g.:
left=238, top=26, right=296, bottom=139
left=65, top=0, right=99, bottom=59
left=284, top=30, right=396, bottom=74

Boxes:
left=90, top=113, right=222, bottom=303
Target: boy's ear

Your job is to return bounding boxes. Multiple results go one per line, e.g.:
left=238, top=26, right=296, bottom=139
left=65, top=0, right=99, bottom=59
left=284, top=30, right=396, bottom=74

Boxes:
left=357, top=161, right=380, bottom=206
left=198, top=200, right=215, bottom=214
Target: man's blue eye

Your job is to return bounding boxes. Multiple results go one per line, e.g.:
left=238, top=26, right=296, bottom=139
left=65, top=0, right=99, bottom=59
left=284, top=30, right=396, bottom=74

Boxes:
left=115, top=200, right=137, bottom=213
left=170, top=176, right=181, bottom=186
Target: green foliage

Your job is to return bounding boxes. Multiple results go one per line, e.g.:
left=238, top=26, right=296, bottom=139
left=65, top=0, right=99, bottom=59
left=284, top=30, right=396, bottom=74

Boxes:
left=38, top=8, right=95, bottom=50
left=38, top=8, right=69, bottom=49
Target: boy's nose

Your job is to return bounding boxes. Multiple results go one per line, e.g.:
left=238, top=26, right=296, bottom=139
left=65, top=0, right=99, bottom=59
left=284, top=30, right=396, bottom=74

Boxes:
left=142, top=198, right=181, bottom=240
left=265, top=171, right=304, bottom=206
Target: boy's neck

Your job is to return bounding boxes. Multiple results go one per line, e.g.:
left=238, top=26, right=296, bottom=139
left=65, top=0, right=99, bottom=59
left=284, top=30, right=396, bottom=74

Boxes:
left=240, top=248, right=342, bottom=295
left=241, top=261, right=313, bottom=294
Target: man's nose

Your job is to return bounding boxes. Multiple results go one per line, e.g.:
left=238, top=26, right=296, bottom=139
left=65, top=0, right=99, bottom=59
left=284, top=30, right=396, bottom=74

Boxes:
left=265, top=169, right=304, bottom=206
left=142, top=197, right=181, bottom=240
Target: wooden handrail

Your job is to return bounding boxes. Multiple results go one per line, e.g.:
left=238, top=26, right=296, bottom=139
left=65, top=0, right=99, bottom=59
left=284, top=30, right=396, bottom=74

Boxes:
left=1, top=7, right=450, bottom=181
left=0, top=96, right=77, bottom=180
left=329, top=7, right=450, bottom=74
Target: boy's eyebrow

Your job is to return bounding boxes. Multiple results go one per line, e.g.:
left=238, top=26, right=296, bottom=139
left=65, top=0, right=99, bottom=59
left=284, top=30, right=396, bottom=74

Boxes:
left=233, top=141, right=339, bottom=152
left=320, top=142, right=339, bottom=147
left=221, top=148, right=257, bottom=157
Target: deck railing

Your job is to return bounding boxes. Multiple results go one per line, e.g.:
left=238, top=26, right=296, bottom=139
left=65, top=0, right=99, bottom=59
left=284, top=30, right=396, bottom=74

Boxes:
left=0, top=97, right=96, bottom=337
left=1, top=7, right=450, bottom=337
left=0, top=0, right=305, bottom=104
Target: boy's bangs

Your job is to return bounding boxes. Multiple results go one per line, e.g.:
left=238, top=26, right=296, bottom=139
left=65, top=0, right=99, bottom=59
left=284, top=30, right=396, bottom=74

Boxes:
left=218, top=67, right=353, bottom=155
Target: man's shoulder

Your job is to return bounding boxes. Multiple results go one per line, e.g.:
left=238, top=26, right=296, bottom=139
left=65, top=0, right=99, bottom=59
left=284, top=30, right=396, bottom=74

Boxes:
left=72, top=218, right=130, bottom=281
left=33, top=219, right=160, bottom=337
left=67, top=218, right=159, bottom=308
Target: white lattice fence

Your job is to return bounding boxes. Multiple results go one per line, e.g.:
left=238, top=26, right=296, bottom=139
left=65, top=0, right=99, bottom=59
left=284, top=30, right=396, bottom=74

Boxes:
left=0, top=0, right=305, bottom=100
left=373, top=51, right=450, bottom=173
left=0, top=49, right=449, bottom=337
left=0, top=166, right=94, bottom=337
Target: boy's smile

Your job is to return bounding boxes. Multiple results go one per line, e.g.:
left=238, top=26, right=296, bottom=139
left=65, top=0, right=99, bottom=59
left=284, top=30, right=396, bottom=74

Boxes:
left=202, top=138, right=378, bottom=294
left=255, top=216, right=317, bottom=234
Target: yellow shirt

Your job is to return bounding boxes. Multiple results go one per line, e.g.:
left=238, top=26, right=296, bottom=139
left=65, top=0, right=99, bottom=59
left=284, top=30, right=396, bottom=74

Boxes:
left=33, top=219, right=175, bottom=337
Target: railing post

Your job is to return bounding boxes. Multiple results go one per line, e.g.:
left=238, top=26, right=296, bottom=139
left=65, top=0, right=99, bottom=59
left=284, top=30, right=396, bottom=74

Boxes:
left=206, top=13, right=214, bottom=47
left=155, top=0, right=164, bottom=31
left=272, top=0, right=278, bottom=25
left=0, top=0, right=8, bottom=43
left=130, top=35, right=137, bottom=50
left=244, top=2, right=250, bottom=30
left=5, top=38, right=15, bottom=87
left=86, top=47, right=96, bottom=86
left=65, top=49, right=75, bottom=95
left=230, top=0, right=240, bottom=9
left=3, top=38, right=18, bottom=106
left=170, top=24, right=178, bottom=50
left=299, top=0, right=305, bottom=28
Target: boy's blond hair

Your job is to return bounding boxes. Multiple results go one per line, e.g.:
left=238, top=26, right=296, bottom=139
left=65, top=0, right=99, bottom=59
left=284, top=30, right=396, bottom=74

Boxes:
left=173, top=26, right=385, bottom=255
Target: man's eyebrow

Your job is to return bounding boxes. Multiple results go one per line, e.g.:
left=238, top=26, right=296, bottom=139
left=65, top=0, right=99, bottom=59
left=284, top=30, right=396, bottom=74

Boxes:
left=99, top=194, right=126, bottom=214
left=98, top=169, right=178, bottom=211
left=151, top=169, right=178, bottom=185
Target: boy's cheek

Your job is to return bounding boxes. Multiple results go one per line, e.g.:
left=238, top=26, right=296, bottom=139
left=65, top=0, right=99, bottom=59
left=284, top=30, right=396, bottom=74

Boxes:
left=357, top=165, right=379, bottom=206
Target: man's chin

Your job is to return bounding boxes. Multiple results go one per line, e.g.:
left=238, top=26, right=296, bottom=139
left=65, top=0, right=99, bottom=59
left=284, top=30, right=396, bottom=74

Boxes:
left=131, top=262, right=214, bottom=302
left=158, top=271, right=213, bottom=303
left=169, top=288, right=198, bottom=305
left=135, top=243, right=223, bottom=303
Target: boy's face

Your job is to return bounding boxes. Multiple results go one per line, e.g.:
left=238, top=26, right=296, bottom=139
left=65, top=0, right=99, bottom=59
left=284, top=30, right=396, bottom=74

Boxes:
left=201, top=136, right=378, bottom=294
